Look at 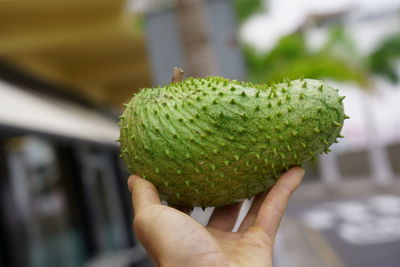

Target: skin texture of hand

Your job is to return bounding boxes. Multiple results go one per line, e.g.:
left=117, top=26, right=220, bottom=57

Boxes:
left=128, top=167, right=305, bottom=267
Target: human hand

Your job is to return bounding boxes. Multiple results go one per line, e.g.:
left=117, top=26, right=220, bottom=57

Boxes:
left=128, top=167, right=305, bottom=267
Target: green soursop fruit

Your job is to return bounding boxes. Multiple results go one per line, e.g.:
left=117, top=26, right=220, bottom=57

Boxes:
left=119, top=77, right=347, bottom=208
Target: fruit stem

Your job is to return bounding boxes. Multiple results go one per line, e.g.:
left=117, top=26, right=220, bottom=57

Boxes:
left=171, top=67, right=184, bottom=83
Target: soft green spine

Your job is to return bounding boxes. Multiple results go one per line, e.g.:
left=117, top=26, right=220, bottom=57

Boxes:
left=119, top=77, right=346, bottom=207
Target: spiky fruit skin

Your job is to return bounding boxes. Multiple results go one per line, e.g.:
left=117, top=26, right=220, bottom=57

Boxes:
left=119, top=78, right=346, bottom=208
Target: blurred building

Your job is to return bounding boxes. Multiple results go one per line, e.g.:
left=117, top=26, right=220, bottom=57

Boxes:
left=0, top=0, right=153, bottom=266
left=305, top=3, right=400, bottom=187
left=240, top=0, right=400, bottom=186
left=0, top=0, right=247, bottom=266
left=238, top=1, right=400, bottom=266
left=0, top=0, right=152, bottom=109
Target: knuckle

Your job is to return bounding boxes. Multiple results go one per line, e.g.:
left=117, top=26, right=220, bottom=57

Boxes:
left=245, top=226, right=274, bottom=250
left=265, top=196, right=284, bottom=216
left=276, top=184, right=293, bottom=194
left=133, top=209, right=148, bottom=230
left=133, top=205, right=164, bottom=231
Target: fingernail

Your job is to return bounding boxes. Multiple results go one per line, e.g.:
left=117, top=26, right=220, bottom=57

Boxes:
left=290, top=167, right=305, bottom=179
left=127, top=175, right=137, bottom=192
left=295, top=167, right=305, bottom=176
left=281, top=167, right=304, bottom=180
left=289, top=166, right=304, bottom=174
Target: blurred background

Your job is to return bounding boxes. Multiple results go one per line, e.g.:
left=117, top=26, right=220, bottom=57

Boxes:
left=0, top=0, right=399, bottom=266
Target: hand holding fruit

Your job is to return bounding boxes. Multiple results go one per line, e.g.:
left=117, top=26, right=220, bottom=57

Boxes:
left=129, top=167, right=305, bottom=267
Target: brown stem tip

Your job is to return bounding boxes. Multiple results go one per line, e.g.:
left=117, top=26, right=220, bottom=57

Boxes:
left=171, top=67, right=184, bottom=83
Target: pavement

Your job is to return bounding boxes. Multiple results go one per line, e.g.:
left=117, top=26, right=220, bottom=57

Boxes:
left=275, top=178, right=400, bottom=267
left=85, top=178, right=400, bottom=267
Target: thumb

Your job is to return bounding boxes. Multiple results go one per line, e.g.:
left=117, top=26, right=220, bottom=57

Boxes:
left=128, top=175, right=161, bottom=213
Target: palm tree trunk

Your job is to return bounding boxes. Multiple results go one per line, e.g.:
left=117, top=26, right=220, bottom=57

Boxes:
left=176, top=0, right=218, bottom=77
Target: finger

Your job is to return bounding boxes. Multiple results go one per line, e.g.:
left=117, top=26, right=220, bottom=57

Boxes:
left=169, top=204, right=193, bottom=215
left=237, top=192, right=267, bottom=233
left=128, top=175, right=161, bottom=214
left=207, top=202, right=242, bottom=231
left=254, top=167, right=304, bottom=238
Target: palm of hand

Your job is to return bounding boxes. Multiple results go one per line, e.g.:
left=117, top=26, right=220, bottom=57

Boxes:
left=130, top=167, right=304, bottom=267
